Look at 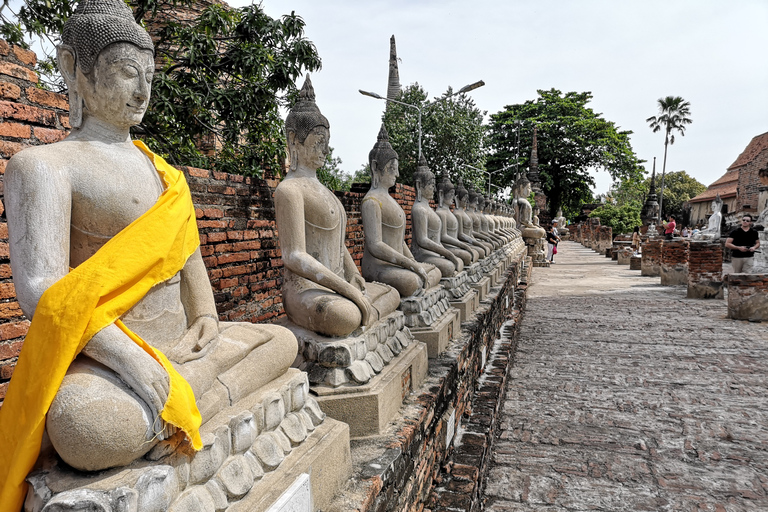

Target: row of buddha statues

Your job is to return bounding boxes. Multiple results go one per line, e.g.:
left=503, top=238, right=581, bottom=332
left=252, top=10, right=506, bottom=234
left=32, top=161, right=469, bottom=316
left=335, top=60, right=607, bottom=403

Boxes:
left=0, top=2, right=535, bottom=509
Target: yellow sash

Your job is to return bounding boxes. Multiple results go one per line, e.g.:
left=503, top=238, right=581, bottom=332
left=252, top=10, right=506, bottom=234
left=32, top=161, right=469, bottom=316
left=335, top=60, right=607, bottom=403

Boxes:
left=0, top=141, right=203, bottom=512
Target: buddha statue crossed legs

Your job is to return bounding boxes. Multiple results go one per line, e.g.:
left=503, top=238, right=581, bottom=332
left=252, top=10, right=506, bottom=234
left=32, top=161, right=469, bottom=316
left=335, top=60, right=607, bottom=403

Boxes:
left=274, top=78, right=399, bottom=337
left=435, top=176, right=479, bottom=266
left=411, top=157, right=463, bottom=277
left=361, top=126, right=442, bottom=298
left=0, top=0, right=296, bottom=478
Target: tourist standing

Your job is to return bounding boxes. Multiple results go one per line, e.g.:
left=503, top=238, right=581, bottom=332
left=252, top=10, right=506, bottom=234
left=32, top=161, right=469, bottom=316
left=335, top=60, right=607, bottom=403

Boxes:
left=546, top=221, right=561, bottom=263
left=725, top=214, right=760, bottom=273
left=664, top=215, right=676, bottom=240
left=631, top=226, right=641, bottom=253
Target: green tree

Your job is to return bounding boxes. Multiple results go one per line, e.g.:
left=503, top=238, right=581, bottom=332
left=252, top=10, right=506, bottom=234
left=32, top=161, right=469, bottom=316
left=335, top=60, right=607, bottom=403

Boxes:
left=646, top=96, right=692, bottom=222
left=589, top=201, right=642, bottom=235
left=486, top=89, right=643, bottom=219
left=610, top=170, right=705, bottom=219
left=382, top=84, right=486, bottom=187
left=316, top=147, right=350, bottom=191
left=0, top=0, right=322, bottom=176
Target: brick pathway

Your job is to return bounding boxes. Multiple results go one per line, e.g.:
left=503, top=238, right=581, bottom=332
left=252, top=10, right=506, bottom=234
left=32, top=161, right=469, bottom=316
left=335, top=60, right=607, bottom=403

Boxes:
left=483, top=242, right=768, bottom=512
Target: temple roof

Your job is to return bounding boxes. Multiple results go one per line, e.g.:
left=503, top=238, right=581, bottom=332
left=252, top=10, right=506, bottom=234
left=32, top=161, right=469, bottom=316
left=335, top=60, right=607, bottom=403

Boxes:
left=689, top=168, right=739, bottom=203
left=727, top=131, right=768, bottom=170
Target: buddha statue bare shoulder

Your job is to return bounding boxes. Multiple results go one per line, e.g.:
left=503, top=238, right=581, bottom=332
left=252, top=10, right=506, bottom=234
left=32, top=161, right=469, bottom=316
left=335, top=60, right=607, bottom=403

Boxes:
left=2, top=0, right=296, bottom=476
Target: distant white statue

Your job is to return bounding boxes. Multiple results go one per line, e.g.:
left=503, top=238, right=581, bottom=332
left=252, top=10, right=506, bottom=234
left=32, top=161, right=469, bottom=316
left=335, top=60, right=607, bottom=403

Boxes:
left=694, top=194, right=723, bottom=240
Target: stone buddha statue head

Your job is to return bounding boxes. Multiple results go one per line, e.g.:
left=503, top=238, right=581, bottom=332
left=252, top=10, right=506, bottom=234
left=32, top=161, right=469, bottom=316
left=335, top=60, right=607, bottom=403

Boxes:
left=437, top=175, right=455, bottom=209
left=455, top=178, right=469, bottom=209
left=368, top=124, right=399, bottom=189
left=285, top=75, right=330, bottom=173
left=57, top=0, right=155, bottom=129
left=515, top=175, right=532, bottom=200
left=413, top=155, right=436, bottom=202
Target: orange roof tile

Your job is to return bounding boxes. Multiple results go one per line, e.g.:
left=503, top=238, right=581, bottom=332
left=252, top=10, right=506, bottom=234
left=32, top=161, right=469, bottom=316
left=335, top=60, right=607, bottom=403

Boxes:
left=728, top=131, right=768, bottom=170
left=689, top=183, right=738, bottom=202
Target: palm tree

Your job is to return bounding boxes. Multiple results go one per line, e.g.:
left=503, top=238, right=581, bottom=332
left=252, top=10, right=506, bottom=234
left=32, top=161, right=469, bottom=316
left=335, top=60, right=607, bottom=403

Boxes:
left=646, top=96, right=692, bottom=221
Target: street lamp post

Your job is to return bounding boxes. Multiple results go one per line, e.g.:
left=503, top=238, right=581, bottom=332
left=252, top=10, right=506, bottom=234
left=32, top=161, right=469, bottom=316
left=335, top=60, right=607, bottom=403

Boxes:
left=359, top=80, right=484, bottom=161
left=462, top=164, right=495, bottom=196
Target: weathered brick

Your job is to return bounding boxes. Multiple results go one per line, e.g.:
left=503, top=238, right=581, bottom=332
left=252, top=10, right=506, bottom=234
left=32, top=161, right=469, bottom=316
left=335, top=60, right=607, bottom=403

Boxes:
left=0, top=101, right=56, bottom=126
left=0, top=122, right=30, bottom=139
left=0, top=140, right=26, bottom=158
left=12, top=46, right=36, bottom=66
left=25, top=87, right=67, bottom=110
left=0, top=81, right=20, bottom=100
left=0, top=339, right=24, bottom=358
left=0, top=61, right=37, bottom=83
left=0, top=320, right=29, bottom=341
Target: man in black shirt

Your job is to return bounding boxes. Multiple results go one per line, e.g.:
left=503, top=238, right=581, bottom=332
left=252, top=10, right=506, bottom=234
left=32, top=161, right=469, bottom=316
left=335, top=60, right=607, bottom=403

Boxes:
left=725, top=214, right=760, bottom=273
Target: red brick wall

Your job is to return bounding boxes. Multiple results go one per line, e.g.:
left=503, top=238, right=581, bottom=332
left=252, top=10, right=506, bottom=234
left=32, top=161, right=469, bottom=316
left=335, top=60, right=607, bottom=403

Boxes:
left=661, top=240, right=689, bottom=267
left=736, top=147, right=768, bottom=213
left=642, top=239, right=663, bottom=267
left=687, top=241, right=723, bottom=286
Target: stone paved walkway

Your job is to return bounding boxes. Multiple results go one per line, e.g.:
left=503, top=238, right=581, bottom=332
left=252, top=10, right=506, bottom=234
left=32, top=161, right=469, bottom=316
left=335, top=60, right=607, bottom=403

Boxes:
left=483, top=242, right=768, bottom=512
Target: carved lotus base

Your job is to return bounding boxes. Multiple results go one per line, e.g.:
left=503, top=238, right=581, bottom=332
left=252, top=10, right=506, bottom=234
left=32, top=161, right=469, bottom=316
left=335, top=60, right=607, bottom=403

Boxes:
left=282, top=311, right=414, bottom=389
left=25, top=370, right=351, bottom=512
left=310, top=341, right=428, bottom=437
left=440, top=270, right=472, bottom=300
left=400, top=285, right=452, bottom=329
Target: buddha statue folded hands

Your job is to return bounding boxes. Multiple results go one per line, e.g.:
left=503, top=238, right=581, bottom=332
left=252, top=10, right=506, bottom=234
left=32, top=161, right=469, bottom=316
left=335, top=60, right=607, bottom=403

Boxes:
left=274, top=77, right=400, bottom=338
left=0, top=2, right=297, bottom=504
left=361, top=126, right=442, bottom=298
left=435, top=176, right=479, bottom=266
left=410, top=157, right=463, bottom=277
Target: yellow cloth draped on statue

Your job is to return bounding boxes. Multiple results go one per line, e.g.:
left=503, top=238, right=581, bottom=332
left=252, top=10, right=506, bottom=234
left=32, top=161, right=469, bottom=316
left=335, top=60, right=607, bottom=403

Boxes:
left=0, top=141, right=203, bottom=512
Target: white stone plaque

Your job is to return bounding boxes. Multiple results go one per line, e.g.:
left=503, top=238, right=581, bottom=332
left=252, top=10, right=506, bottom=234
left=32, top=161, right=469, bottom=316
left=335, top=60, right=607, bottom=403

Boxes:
left=444, top=407, right=456, bottom=449
left=267, top=473, right=312, bottom=512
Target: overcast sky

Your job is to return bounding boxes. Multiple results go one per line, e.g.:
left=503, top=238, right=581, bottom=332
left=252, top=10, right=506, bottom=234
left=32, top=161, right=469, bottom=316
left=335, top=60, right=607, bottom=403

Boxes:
left=239, top=0, right=768, bottom=194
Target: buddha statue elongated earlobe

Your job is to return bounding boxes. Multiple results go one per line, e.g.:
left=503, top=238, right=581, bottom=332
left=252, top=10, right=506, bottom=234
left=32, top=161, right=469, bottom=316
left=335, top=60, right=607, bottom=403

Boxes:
left=57, top=44, right=82, bottom=128
left=287, top=131, right=298, bottom=172
left=370, top=161, right=380, bottom=189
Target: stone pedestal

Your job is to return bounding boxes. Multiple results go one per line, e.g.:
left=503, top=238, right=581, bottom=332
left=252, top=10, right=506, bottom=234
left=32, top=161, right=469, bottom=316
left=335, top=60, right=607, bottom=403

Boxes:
left=726, top=274, right=768, bottom=320
left=409, top=306, right=460, bottom=357
left=472, top=275, right=491, bottom=302
left=282, top=311, right=414, bottom=389
left=753, top=232, right=768, bottom=272
left=660, top=239, right=689, bottom=285
left=450, top=288, right=479, bottom=323
left=401, top=286, right=459, bottom=357
left=312, top=341, right=428, bottom=437
left=687, top=240, right=723, bottom=299
left=630, top=255, right=642, bottom=270
left=25, top=370, right=351, bottom=512
left=617, top=247, right=633, bottom=265
left=641, top=238, right=663, bottom=277
left=440, top=270, right=478, bottom=323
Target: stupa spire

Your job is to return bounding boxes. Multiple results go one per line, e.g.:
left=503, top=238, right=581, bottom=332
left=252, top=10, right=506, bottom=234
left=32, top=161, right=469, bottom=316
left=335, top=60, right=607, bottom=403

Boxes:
left=386, top=35, right=402, bottom=103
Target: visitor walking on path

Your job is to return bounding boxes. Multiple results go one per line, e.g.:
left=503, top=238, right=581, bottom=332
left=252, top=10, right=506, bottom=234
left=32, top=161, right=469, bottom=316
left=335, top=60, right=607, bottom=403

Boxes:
left=546, top=221, right=560, bottom=263
left=725, top=213, right=760, bottom=273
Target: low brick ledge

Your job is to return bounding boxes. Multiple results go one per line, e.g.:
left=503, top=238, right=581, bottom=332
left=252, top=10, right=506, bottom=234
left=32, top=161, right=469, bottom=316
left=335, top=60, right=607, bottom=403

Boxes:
left=326, top=255, right=530, bottom=512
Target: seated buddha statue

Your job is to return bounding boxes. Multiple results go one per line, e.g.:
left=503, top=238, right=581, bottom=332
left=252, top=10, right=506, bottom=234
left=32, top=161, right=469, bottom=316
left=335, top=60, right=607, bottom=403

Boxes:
left=453, top=179, right=493, bottom=257
left=361, top=126, right=442, bottom=298
left=467, top=189, right=502, bottom=249
left=274, top=77, right=399, bottom=337
left=477, top=194, right=511, bottom=245
left=0, top=0, right=297, bottom=492
left=435, top=176, right=479, bottom=266
left=410, top=157, right=463, bottom=277
left=694, top=194, right=723, bottom=240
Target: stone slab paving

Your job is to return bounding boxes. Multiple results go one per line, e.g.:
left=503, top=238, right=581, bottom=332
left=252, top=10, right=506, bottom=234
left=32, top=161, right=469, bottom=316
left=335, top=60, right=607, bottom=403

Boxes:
left=483, top=242, right=768, bottom=512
